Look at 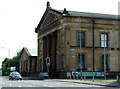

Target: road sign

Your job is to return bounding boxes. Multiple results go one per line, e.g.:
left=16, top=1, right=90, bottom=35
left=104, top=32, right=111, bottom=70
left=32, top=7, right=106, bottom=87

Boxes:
left=0, top=70, right=2, bottom=76
left=10, top=67, right=16, bottom=71
left=78, top=72, right=104, bottom=77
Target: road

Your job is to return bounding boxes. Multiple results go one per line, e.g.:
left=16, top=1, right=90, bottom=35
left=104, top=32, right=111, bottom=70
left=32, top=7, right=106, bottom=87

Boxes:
left=0, top=77, right=114, bottom=89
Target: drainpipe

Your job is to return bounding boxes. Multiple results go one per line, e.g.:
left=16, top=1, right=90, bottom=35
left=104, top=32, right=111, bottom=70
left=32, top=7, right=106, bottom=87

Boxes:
left=92, top=18, right=95, bottom=82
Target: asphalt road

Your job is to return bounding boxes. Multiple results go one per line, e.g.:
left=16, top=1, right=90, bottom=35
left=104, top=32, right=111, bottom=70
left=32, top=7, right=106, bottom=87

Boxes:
left=0, top=77, right=114, bottom=89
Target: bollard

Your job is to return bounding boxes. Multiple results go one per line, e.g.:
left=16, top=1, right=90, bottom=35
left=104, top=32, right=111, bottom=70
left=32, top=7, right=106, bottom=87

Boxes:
left=84, top=73, right=86, bottom=80
left=67, top=72, right=72, bottom=79
left=67, top=76, right=68, bottom=79
left=67, top=75, right=71, bottom=79
left=73, top=73, right=75, bottom=79
left=73, top=75, right=75, bottom=79
left=92, top=73, right=95, bottom=82
left=76, top=75, right=78, bottom=79
left=116, top=75, right=119, bottom=82
left=70, top=75, right=71, bottom=79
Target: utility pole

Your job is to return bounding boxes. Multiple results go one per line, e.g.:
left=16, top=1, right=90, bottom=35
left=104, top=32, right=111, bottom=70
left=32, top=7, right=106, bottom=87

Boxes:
left=1, top=47, right=10, bottom=58
left=104, top=29, right=106, bottom=80
left=1, top=47, right=10, bottom=75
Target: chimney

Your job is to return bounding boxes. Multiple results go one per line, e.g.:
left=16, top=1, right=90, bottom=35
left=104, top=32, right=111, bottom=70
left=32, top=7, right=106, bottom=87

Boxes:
left=47, top=1, right=50, bottom=8
left=63, top=8, right=69, bottom=16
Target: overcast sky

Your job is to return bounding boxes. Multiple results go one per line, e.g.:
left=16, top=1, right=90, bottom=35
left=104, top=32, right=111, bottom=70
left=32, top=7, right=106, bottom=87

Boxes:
left=0, top=0, right=119, bottom=68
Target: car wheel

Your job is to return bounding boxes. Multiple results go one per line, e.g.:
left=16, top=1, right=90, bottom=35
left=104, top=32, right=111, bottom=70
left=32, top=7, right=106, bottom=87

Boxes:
left=19, top=78, right=22, bottom=81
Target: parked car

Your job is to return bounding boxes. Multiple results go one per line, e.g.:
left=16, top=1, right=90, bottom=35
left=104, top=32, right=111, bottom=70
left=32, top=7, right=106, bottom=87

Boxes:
left=9, top=72, right=22, bottom=80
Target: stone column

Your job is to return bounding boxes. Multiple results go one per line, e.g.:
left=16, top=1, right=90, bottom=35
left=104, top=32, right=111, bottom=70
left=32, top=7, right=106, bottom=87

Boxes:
left=28, top=59, right=30, bottom=72
left=47, top=35, right=52, bottom=72
left=47, top=35, right=51, bottom=57
left=51, top=32, right=56, bottom=71
left=23, top=61, right=26, bottom=72
left=43, top=36, right=47, bottom=72
left=19, top=61, right=21, bottom=72
left=21, top=61, right=23, bottom=72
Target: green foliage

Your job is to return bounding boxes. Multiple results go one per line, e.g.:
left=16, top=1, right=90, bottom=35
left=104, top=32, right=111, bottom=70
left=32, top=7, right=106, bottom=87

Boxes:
left=4, top=72, right=8, bottom=76
left=1, top=50, right=21, bottom=76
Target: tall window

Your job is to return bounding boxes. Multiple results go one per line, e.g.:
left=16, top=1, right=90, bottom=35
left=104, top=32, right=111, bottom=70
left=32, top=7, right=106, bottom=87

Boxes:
left=78, top=54, right=85, bottom=69
left=101, top=55, right=108, bottom=70
left=101, top=33, right=108, bottom=47
left=62, top=54, right=64, bottom=70
left=78, top=32, right=85, bottom=47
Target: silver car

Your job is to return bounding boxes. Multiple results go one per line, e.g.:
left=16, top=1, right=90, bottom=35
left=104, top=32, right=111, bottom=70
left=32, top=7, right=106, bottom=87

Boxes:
left=9, top=72, right=22, bottom=80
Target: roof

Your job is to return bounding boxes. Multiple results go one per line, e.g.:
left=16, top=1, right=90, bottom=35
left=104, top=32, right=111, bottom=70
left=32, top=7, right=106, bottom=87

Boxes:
left=59, top=10, right=118, bottom=20
left=35, top=2, right=119, bottom=33
left=46, top=7, right=118, bottom=20
left=21, top=47, right=37, bottom=57
left=28, top=48, right=37, bottom=56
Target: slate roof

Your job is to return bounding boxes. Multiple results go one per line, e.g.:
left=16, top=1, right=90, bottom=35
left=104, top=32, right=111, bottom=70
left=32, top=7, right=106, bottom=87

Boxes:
left=22, top=47, right=37, bottom=57
left=28, top=48, right=37, bottom=56
left=35, top=7, right=119, bottom=33
left=48, top=7, right=118, bottom=19
left=58, top=10, right=119, bottom=20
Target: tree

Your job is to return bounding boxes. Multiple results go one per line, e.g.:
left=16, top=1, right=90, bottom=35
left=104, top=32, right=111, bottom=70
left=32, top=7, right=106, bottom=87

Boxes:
left=1, top=50, right=21, bottom=76
left=12, top=51, right=21, bottom=72
left=2, top=58, right=9, bottom=75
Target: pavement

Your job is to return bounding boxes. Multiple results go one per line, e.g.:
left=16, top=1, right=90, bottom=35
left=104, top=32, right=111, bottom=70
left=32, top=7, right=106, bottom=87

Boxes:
left=10, top=76, right=120, bottom=88
left=50, top=79, right=120, bottom=88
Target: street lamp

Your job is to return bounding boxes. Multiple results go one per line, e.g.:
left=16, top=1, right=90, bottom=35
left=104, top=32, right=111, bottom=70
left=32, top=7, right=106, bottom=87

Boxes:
left=1, top=47, right=10, bottom=75
left=104, top=29, right=106, bottom=80
left=1, top=47, right=10, bottom=58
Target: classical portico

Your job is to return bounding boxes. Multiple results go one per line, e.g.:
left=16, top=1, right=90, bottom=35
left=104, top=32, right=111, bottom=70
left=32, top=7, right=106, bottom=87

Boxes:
left=42, top=32, right=57, bottom=72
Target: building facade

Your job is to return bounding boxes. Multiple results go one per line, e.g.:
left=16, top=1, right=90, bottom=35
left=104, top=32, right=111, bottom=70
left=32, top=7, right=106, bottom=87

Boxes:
left=35, top=2, right=120, bottom=77
left=19, top=47, right=37, bottom=76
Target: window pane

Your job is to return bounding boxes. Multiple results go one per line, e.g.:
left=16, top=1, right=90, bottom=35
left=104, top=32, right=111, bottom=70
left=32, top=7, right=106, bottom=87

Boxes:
left=101, top=41, right=104, bottom=47
left=81, top=40, right=84, bottom=47
left=101, top=41, right=107, bottom=47
left=105, top=34, right=107, bottom=40
left=101, top=34, right=107, bottom=40
left=81, top=32, right=84, bottom=39
left=101, top=33, right=107, bottom=47
left=101, top=55, right=108, bottom=69
left=78, top=54, right=85, bottom=69
left=101, top=34, right=104, bottom=40
left=78, top=32, right=85, bottom=47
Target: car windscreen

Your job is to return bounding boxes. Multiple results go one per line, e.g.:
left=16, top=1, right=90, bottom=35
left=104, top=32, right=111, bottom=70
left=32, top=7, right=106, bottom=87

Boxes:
left=12, top=72, right=20, bottom=76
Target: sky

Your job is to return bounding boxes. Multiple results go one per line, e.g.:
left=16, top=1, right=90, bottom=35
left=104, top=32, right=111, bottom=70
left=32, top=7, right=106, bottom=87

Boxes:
left=0, top=0, right=119, bottom=68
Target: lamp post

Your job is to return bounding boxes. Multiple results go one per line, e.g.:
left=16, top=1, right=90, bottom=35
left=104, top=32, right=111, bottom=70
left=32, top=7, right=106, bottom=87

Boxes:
left=1, top=47, right=10, bottom=75
left=1, top=47, right=10, bottom=58
left=104, top=29, right=106, bottom=80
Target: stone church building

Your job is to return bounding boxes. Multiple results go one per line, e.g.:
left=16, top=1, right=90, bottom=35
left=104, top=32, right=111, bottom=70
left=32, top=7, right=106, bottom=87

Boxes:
left=35, top=2, right=120, bottom=77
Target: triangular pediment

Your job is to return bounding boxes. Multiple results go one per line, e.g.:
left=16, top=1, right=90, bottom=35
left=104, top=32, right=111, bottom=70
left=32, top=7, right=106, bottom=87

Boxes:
left=19, top=47, right=31, bottom=60
left=38, top=8, right=63, bottom=30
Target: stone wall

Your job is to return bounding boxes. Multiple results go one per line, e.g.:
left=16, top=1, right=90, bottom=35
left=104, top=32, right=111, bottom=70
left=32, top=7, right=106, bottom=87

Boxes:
left=62, top=16, right=119, bottom=72
left=20, top=50, right=30, bottom=72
